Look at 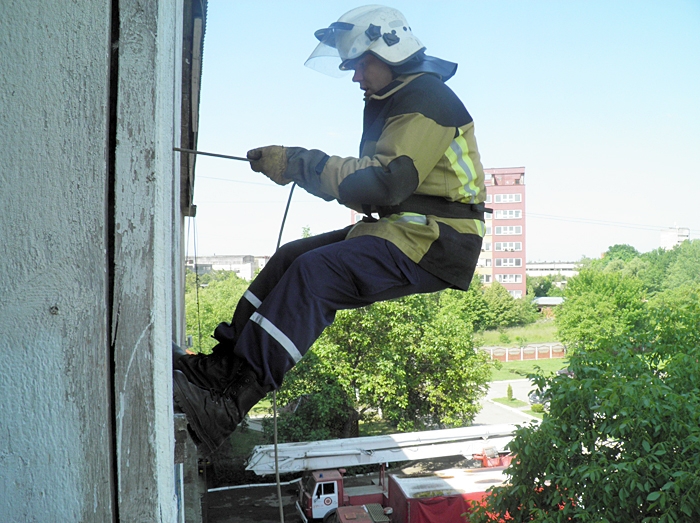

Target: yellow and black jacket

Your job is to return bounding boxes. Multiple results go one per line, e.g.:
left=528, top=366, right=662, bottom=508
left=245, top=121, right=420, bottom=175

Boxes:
left=284, top=72, right=486, bottom=290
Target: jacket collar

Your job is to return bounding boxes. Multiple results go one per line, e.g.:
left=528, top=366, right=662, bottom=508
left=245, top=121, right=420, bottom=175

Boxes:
left=367, top=73, right=425, bottom=101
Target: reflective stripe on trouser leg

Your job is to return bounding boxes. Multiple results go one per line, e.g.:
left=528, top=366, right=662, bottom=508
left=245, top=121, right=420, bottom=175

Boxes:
left=217, top=227, right=352, bottom=346
left=233, top=236, right=449, bottom=389
left=243, top=290, right=262, bottom=309
left=249, top=312, right=303, bottom=364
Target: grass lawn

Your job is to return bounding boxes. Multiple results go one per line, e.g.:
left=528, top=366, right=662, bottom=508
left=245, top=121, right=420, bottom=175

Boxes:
left=524, top=409, right=544, bottom=420
left=476, top=320, right=559, bottom=347
left=227, top=424, right=268, bottom=458
left=490, top=358, right=569, bottom=381
left=249, top=398, right=272, bottom=417
left=359, top=419, right=396, bottom=436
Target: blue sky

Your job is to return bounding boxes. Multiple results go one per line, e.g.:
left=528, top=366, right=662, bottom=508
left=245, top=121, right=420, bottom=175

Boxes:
left=189, top=1, right=700, bottom=261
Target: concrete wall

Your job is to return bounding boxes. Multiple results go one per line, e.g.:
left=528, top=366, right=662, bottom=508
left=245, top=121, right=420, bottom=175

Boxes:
left=0, top=3, right=114, bottom=521
left=0, top=1, right=184, bottom=521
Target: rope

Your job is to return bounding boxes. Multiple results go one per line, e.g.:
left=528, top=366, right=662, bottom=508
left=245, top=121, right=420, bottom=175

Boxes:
left=179, top=147, right=295, bottom=521
left=186, top=215, right=203, bottom=352
left=273, top=182, right=296, bottom=523
left=193, top=217, right=203, bottom=351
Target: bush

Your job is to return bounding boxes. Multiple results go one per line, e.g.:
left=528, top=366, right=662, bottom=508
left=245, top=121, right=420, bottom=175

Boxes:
left=469, top=346, right=700, bottom=522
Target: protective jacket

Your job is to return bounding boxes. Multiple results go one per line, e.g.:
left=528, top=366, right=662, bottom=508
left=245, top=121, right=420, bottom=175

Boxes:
left=283, top=72, right=486, bottom=290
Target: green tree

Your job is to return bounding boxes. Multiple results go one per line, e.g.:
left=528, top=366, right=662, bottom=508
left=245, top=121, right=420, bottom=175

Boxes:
left=663, top=239, right=700, bottom=290
left=644, top=283, right=700, bottom=356
left=470, top=267, right=700, bottom=522
left=637, top=247, right=677, bottom=293
left=272, top=292, right=493, bottom=438
left=482, top=282, right=537, bottom=329
left=449, top=280, right=492, bottom=333
left=603, top=243, right=641, bottom=263
left=469, top=345, right=700, bottom=522
left=555, top=268, right=647, bottom=353
left=184, top=269, right=249, bottom=353
left=527, top=275, right=564, bottom=298
left=262, top=350, right=358, bottom=441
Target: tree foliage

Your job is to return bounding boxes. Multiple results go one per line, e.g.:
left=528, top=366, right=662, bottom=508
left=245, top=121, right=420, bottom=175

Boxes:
left=272, top=291, right=493, bottom=439
left=469, top=345, right=700, bottom=522
left=184, top=269, right=249, bottom=353
left=603, top=243, right=641, bottom=262
left=555, top=240, right=700, bottom=355
left=261, top=350, right=357, bottom=441
left=555, top=269, right=647, bottom=353
left=478, top=282, right=539, bottom=330
left=663, top=239, right=700, bottom=291
left=468, top=243, right=700, bottom=522
left=526, top=275, right=564, bottom=298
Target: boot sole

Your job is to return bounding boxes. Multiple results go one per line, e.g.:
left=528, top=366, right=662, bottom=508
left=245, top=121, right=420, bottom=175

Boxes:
left=172, top=370, right=221, bottom=455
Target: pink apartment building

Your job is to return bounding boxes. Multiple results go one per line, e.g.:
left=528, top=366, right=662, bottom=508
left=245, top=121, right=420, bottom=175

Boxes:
left=478, top=167, right=527, bottom=298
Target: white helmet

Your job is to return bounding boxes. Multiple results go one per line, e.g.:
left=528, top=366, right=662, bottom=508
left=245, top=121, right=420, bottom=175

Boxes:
left=305, top=5, right=425, bottom=77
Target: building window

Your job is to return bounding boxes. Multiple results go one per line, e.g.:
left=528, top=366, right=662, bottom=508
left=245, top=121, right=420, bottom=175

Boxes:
left=509, top=290, right=523, bottom=298
left=496, top=274, right=523, bottom=284
left=495, top=258, right=522, bottom=267
left=482, top=242, right=492, bottom=252
left=494, top=194, right=522, bottom=203
left=494, top=209, right=522, bottom=219
left=495, top=242, right=522, bottom=252
left=485, top=194, right=492, bottom=204
left=495, top=226, right=522, bottom=235
left=485, top=226, right=492, bottom=235
left=477, top=258, right=492, bottom=267
left=484, top=211, right=492, bottom=221
left=480, top=274, right=492, bottom=284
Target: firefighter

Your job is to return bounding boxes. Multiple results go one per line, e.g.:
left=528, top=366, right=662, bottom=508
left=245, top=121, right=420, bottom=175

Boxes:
left=173, top=5, right=489, bottom=454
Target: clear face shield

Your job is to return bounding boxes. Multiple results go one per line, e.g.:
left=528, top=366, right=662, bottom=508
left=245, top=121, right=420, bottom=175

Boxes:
left=304, top=22, right=367, bottom=77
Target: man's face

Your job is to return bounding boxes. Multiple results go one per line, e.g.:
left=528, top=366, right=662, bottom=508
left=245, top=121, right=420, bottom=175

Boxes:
left=351, top=54, right=394, bottom=97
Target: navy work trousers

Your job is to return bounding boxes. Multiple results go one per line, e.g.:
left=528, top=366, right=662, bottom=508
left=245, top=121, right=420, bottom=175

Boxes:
left=213, top=227, right=450, bottom=389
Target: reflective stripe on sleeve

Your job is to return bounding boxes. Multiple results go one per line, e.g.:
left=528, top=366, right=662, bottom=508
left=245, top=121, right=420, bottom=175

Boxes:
left=445, top=129, right=479, bottom=203
left=250, top=312, right=303, bottom=363
left=244, top=290, right=262, bottom=309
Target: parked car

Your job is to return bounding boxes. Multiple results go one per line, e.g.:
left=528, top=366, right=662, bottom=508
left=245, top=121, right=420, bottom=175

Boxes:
left=528, top=388, right=550, bottom=407
left=528, top=367, right=574, bottom=406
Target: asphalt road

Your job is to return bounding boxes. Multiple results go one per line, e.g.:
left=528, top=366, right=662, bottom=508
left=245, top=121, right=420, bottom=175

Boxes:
left=472, top=378, right=539, bottom=426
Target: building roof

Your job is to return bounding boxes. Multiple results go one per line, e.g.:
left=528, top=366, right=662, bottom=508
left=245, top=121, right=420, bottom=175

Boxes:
left=532, top=297, right=565, bottom=306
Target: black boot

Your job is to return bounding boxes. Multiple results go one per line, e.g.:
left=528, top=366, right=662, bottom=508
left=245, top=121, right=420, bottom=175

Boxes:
left=172, top=367, right=272, bottom=454
left=172, top=342, right=239, bottom=392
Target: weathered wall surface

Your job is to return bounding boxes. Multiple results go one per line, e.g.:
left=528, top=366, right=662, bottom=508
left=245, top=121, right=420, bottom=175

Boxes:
left=111, top=0, right=181, bottom=520
left=0, top=3, right=114, bottom=522
left=0, top=1, right=183, bottom=521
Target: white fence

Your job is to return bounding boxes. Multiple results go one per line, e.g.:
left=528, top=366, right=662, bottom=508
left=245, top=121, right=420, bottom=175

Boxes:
left=479, top=343, right=566, bottom=362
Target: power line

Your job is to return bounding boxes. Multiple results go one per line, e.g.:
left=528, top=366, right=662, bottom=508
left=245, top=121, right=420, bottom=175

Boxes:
left=528, top=213, right=700, bottom=235
left=195, top=175, right=700, bottom=236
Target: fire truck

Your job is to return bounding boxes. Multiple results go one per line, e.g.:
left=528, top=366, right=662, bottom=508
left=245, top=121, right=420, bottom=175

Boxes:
left=246, top=424, right=516, bottom=523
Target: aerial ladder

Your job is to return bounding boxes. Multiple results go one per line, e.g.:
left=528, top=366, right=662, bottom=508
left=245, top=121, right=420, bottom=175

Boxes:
left=246, top=424, right=517, bottom=475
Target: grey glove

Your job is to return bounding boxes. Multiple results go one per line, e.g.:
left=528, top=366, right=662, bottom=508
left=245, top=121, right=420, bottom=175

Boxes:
left=247, top=146, right=292, bottom=186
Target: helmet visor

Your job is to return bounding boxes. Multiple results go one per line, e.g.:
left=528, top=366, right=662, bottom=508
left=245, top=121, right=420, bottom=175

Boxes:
left=304, top=41, right=351, bottom=77
left=305, top=22, right=359, bottom=77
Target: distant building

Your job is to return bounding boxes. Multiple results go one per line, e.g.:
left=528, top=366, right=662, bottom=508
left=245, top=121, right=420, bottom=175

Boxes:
left=532, top=297, right=565, bottom=307
left=477, top=167, right=527, bottom=298
left=660, top=227, right=690, bottom=250
left=526, top=262, right=579, bottom=279
left=186, top=255, right=270, bottom=280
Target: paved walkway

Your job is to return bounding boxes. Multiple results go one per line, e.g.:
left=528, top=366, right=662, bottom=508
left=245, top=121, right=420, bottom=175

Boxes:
left=246, top=378, right=540, bottom=431
left=472, top=379, right=539, bottom=426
